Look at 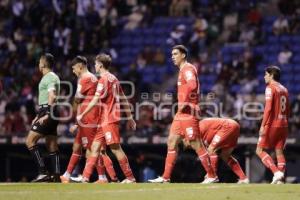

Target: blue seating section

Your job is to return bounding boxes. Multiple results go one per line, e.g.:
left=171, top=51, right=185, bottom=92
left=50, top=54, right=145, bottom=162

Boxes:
left=112, top=16, right=299, bottom=94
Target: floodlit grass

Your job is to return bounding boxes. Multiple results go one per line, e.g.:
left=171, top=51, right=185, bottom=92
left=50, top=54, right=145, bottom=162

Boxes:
left=0, top=183, right=299, bottom=200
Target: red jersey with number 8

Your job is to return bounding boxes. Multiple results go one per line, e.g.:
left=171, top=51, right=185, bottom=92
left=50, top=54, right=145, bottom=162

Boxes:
left=262, top=81, right=289, bottom=127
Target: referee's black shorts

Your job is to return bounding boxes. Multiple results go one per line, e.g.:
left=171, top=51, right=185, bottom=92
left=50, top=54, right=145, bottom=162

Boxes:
left=31, top=104, right=59, bottom=136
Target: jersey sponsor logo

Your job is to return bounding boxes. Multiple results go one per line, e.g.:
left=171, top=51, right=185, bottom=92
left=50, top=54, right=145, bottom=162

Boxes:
left=105, top=132, right=112, bottom=143
left=186, top=127, right=194, bottom=138
left=265, top=87, right=272, bottom=100
left=185, top=71, right=194, bottom=81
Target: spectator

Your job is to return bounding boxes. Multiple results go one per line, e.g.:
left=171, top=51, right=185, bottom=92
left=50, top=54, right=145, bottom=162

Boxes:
left=166, top=24, right=187, bottom=45
left=189, top=15, right=208, bottom=53
left=278, top=45, right=293, bottom=65
left=124, top=6, right=144, bottom=30
left=273, top=15, right=289, bottom=35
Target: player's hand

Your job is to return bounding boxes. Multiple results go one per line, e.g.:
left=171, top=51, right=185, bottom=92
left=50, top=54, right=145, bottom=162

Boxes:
left=69, top=124, right=78, bottom=134
left=37, top=115, right=49, bottom=125
left=31, top=116, right=38, bottom=125
left=76, top=114, right=83, bottom=122
left=126, top=118, right=136, bottom=131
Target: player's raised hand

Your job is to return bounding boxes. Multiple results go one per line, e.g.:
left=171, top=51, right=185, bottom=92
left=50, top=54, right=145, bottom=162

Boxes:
left=127, top=118, right=136, bottom=131
left=69, top=124, right=78, bottom=134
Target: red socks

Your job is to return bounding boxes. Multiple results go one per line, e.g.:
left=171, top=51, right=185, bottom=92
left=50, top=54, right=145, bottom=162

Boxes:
left=162, top=149, right=177, bottom=180
left=82, top=156, right=98, bottom=180
left=102, top=154, right=118, bottom=181
left=196, top=148, right=216, bottom=178
left=258, top=151, right=279, bottom=174
left=118, top=156, right=135, bottom=180
left=66, top=153, right=81, bottom=174
left=277, top=154, right=286, bottom=173
left=209, top=153, right=218, bottom=174
left=96, top=155, right=105, bottom=176
left=227, top=156, right=247, bottom=180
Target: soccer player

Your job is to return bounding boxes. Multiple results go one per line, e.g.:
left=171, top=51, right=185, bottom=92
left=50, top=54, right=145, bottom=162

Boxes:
left=73, top=53, right=136, bottom=183
left=148, top=45, right=217, bottom=184
left=25, top=53, right=61, bottom=182
left=59, top=56, right=118, bottom=183
left=256, top=66, right=289, bottom=184
left=195, top=118, right=249, bottom=183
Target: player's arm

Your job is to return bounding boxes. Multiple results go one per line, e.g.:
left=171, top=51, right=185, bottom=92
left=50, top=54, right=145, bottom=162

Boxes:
left=119, top=87, right=136, bottom=130
left=77, top=93, right=100, bottom=121
left=77, top=79, right=105, bottom=121
left=260, top=87, right=273, bottom=135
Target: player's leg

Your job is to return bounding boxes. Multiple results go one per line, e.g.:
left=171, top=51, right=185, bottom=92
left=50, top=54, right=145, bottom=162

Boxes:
left=60, top=142, right=82, bottom=183
left=109, top=143, right=135, bottom=183
left=275, top=149, right=286, bottom=173
left=100, top=146, right=118, bottom=182
left=220, top=148, right=248, bottom=183
left=45, top=135, right=60, bottom=182
left=103, top=123, right=135, bottom=183
left=206, top=145, right=218, bottom=175
left=26, top=130, right=49, bottom=182
left=185, top=119, right=217, bottom=183
left=256, top=127, right=283, bottom=183
left=149, top=121, right=182, bottom=183
left=94, top=152, right=108, bottom=183
left=190, top=139, right=217, bottom=183
left=275, top=127, right=288, bottom=175
left=80, top=140, right=102, bottom=182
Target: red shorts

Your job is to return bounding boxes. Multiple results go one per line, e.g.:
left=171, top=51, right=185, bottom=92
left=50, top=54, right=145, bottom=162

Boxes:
left=170, top=119, right=199, bottom=141
left=207, top=122, right=240, bottom=150
left=94, top=123, right=120, bottom=145
left=74, top=125, right=97, bottom=149
left=257, top=126, right=288, bottom=149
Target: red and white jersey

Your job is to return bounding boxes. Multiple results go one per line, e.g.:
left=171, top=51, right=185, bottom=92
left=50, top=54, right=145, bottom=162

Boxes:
left=262, top=81, right=289, bottom=127
left=95, top=71, right=122, bottom=126
left=175, top=62, right=200, bottom=120
left=199, top=118, right=239, bottom=144
left=76, top=72, right=98, bottom=104
left=76, top=72, right=99, bottom=124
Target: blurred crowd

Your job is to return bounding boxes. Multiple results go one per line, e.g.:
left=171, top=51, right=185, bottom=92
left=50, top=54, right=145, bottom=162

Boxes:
left=0, top=0, right=299, bottom=140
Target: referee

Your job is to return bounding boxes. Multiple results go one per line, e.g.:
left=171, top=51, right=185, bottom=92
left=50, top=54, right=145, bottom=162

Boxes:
left=25, top=53, right=61, bottom=182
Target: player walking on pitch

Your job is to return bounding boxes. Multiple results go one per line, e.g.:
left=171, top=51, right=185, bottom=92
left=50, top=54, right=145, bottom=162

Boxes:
left=149, top=45, right=217, bottom=184
left=256, top=66, right=289, bottom=184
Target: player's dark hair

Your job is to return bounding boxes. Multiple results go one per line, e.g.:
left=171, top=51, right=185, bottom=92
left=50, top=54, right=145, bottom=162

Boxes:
left=266, top=65, right=281, bottom=81
left=41, top=53, right=54, bottom=69
left=172, top=45, right=188, bottom=59
left=71, top=55, right=88, bottom=67
left=95, top=53, right=112, bottom=69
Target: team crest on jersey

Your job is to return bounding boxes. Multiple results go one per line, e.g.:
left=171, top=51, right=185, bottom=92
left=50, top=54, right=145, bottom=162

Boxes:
left=185, top=71, right=194, bottom=80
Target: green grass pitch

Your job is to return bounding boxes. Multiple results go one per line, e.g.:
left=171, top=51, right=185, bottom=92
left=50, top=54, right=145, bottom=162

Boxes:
left=0, top=183, right=299, bottom=200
